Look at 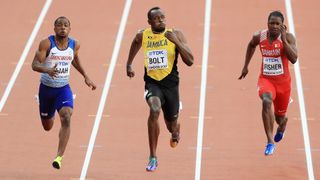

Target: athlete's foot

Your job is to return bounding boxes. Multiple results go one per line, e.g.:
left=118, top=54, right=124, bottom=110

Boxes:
left=274, top=131, right=285, bottom=143
left=264, top=143, right=275, bottom=156
left=52, top=156, right=63, bottom=169
left=274, top=118, right=288, bottom=143
left=170, top=132, right=180, bottom=148
left=146, top=157, right=158, bottom=172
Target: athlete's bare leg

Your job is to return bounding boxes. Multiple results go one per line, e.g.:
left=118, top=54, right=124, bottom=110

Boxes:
left=41, top=117, right=55, bottom=131
left=261, top=93, right=275, bottom=144
left=56, top=107, right=72, bottom=157
left=275, top=115, right=288, bottom=133
left=165, top=116, right=180, bottom=142
left=147, top=96, right=161, bottom=158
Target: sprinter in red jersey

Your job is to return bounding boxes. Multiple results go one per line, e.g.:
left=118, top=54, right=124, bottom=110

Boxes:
left=239, top=11, right=298, bottom=155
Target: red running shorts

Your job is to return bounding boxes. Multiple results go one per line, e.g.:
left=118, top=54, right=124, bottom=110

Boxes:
left=257, top=77, right=291, bottom=116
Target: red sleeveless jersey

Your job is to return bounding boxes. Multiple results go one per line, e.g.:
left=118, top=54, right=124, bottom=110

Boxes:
left=259, top=29, right=290, bottom=82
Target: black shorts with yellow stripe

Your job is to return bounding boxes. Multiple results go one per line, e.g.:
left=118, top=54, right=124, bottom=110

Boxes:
left=144, top=82, right=180, bottom=121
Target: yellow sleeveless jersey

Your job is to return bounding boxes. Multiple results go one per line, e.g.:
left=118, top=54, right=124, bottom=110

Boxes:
left=142, top=28, right=177, bottom=81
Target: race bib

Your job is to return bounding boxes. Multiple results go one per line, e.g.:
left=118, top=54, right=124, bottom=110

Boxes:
left=263, top=57, right=284, bottom=75
left=147, top=50, right=168, bottom=70
left=55, top=60, right=71, bottom=78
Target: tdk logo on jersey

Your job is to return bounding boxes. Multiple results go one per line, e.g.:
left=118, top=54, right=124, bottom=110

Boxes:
left=148, top=50, right=164, bottom=56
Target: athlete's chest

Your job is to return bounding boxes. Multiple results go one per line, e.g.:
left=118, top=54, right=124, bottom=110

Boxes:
left=144, top=35, right=170, bottom=49
left=47, top=47, right=74, bottom=61
left=260, top=40, right=283, bottom=57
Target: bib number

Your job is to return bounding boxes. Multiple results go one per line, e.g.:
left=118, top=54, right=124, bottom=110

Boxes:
left=55, top=61, right=71, bottom=78
left=263, top=57, right=284, bottom=75
left=147, top=50, right=168, bottom=70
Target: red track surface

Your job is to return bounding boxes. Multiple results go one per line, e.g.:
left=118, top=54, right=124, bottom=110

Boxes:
left=0, top=0, right=319, bottom=179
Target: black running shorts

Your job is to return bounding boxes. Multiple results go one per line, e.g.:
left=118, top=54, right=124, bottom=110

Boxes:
left=145, top=82, right=180, bottom=121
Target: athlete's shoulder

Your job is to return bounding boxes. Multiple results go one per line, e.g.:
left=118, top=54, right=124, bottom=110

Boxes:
left=256, top=29, right=267, bottom=38
left=134, top=29, right=145, bottom=42
left=40, top=37, right=51, bottom=44
left=248, top=30, right=261, bottom=46
left=138, top=28, right=145, bottom=33
left=171, top=28, right=188, bottom=43
left=284, top=32, right=297, bottom=46
left=71, top=38, right=79, bottom=45
left=253, top=30, right=260, bottom=37
left=171, top=28, right=180, bottom=32
left=74, top=39, right=80, bottom=49
left=172, top=28, right=185, bottom=36
left=285, top=32, right=296, bottom=40
left=67, top=36, right=77, bottom=42
left=39, top=37, right=51, bottom=50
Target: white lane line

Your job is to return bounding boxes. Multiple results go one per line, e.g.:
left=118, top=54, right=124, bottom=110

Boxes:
left=0, top=0, right=52, bottom=112
left=195, top=0, right=212, bottom=180
left=284, top=1, right=314, bottom=180
left=79, top=0, right=132, bottom=179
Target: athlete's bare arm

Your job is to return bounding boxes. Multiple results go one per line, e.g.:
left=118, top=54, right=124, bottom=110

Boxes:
left=166, top=29, right=194, bottom=66
left=280, top=25, right=298, bottom=64
left=126, top=30, right=143, bottom=78
left=238, top=32, right=260, bottom=80
left=32, top=39, right=58, bottom=78
left=71, top=41, right=96, bottom=90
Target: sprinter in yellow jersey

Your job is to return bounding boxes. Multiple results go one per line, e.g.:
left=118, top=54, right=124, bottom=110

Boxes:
left=126, top=7, right=194, bottom=172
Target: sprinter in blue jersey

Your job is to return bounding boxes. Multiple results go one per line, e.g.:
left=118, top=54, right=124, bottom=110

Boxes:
left=32, top=16, right=96, bottom=169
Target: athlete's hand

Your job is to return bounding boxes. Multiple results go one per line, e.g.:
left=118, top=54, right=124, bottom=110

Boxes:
left=280, top=24, right=287, bottom=42
left=165, top=31, right=180, bottom=45
left=84, top=76, right=96, bottom=90
left=126, top=65, right=135, bottom=78
left=47, top=63, right=58, bottom=78
left=238, top=67, right=248, bottom=80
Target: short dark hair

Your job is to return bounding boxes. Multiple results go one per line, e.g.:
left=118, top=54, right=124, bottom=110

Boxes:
left=147, top=7, right=160, bottom=20
left=54, top=16, right=70, bottom=26
left=268, top=11, right=284, bottom=23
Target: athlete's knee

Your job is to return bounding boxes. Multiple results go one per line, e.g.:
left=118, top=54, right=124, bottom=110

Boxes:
left=165, top=115, right=178, bottom=132
left=262, top=95, right=272, bottom=110
left=149, top=103, right=161, bottom=117
left=165, top=114, right=178, bottom=123
left=60, top=112, right=71, bottom=127
left=275, top=115, right=287, bottom=124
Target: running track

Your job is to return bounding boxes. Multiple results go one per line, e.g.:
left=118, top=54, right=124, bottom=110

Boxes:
left=0, top=0, right=319, bottom=179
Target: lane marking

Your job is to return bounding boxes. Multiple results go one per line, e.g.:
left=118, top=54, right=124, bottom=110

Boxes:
left=297, top=148, right=320, bottom=152
left=284, top=0, right=314, bottom=179
left=292, top=117, right=315, bottom=121
left=10, top=62, right=30, bottom=65
left=79, top=0, right=132, bottom=179
left=189, top=146, right=211, bottom=150
left=88, top=114, right=110, bottom=118
left=190, top=116, right=212, bottom=119
left=79, top=145, right=103, bottom=148
left=0, top=0, right=52, bottom=112
left=195, top=64, right=214, bottom=68
left=195, top=0, right=212, bottom=180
